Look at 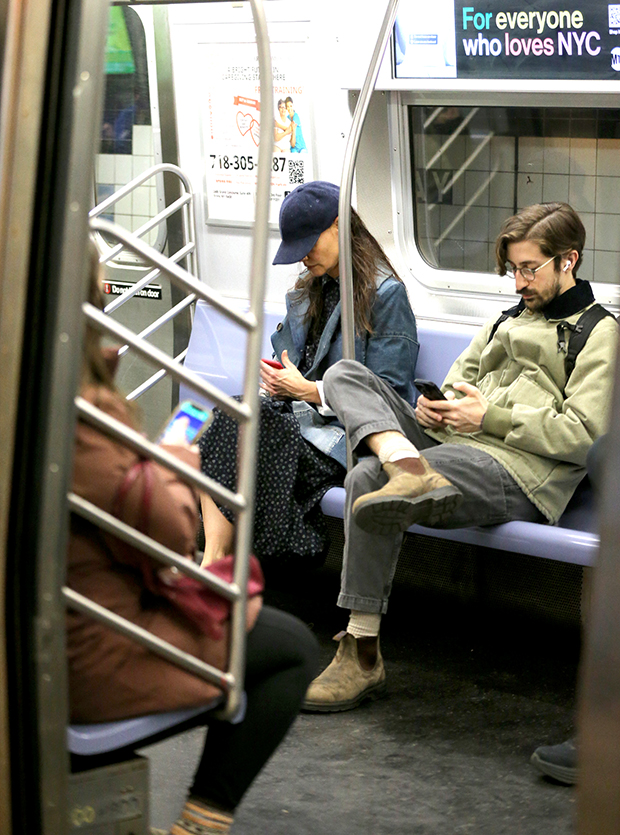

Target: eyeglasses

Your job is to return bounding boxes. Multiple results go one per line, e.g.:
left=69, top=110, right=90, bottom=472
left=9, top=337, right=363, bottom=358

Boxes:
left=504, top=255, right=556, bottom=282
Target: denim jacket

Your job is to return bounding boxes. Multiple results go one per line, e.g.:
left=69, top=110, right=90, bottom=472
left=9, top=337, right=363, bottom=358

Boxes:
left=270, top=270, right=419, bottom=467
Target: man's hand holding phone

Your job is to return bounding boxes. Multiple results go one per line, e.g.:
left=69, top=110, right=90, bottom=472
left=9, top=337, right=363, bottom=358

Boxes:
left=415, top=379, right=454, bottom=429
left=414, top=380, right=488, bottom=433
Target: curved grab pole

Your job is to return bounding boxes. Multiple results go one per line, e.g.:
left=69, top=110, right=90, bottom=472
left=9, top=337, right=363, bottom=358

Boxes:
left=224, top=0, right=273, bottom=720
left=338, top=0, right=400, bottom=468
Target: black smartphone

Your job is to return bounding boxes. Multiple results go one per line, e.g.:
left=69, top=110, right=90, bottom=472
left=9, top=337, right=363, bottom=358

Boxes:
left=414, top=378, right=447, bottom=401
left=157, top=400, right=213, bottom=444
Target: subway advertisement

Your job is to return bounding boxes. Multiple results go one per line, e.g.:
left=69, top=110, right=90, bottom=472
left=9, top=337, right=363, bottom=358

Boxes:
left=393, top=1, right=620, bottom=79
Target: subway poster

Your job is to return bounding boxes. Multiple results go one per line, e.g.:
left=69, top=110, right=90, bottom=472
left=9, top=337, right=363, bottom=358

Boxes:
left=393, top=1, right=620, bottom=79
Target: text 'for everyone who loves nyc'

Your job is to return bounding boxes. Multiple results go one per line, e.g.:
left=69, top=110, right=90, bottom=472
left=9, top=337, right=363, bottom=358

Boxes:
left=462, top=7, right=601, bottom=58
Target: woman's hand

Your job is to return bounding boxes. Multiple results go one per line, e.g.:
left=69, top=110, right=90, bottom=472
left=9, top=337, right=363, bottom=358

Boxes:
left=260, top=350, right=321, bottom=403
left=421, top=382, right=488, bottom=434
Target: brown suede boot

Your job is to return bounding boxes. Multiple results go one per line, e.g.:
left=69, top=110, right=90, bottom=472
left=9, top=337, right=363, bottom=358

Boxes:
left=352, top=456, right=462, bottom=535
left=302, top=632, right=386, bottom=713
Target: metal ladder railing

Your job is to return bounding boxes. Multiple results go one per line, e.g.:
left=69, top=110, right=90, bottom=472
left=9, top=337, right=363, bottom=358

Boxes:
left=62, top=0, right=273, bottom=720
left=90, top=162, right=199, bottom=400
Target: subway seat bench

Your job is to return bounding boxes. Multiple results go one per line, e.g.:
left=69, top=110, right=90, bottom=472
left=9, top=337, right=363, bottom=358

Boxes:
left=181, top=300, right=600, bottom=572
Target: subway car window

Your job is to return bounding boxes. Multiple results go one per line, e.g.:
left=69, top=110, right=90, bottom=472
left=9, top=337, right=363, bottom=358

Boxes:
left=94, top=6, right=161, bottom=249
left=410, top=105, right=620, bottom=283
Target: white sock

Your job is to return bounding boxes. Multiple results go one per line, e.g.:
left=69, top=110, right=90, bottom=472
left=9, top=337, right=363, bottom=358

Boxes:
left=377, top=436, right=420, bottom=464
left=347, top=610, right=381, bottom=638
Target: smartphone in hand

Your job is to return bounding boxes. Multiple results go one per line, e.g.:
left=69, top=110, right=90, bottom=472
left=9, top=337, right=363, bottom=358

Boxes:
left=157, top=400, right=213, bottom=445
left=414, top=378, right=447, bottom=401
left=262, top=358, right=284, bottom=369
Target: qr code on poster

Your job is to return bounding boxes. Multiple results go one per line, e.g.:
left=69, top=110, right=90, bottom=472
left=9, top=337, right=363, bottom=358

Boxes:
left=288, top=159, right=305, bottom=185
left=609, top=5, right=620, bottom=27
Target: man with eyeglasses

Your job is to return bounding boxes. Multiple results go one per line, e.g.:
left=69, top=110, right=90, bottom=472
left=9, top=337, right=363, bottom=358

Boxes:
left=303, top=202, right=618, bottom=713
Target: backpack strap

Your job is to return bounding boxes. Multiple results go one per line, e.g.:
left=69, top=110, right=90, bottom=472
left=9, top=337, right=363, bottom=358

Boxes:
left=488, top=301, right=613, bottom=392
left=561, top=304, right=615, bottom=383
left=487, top=303, right=522, bottom=344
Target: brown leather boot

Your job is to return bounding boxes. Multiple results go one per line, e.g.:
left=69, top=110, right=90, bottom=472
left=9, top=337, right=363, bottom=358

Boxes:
left=352, top=456, right=462, bottom=535
left=302, top=632, right=386, bottom=713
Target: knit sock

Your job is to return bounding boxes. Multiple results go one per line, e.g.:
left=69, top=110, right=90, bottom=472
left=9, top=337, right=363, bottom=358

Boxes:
left=347, top=610, right=381, bottom=638
left=170, top=798, right=234, bottom=834
left=377, top=435, right=420, bottom=464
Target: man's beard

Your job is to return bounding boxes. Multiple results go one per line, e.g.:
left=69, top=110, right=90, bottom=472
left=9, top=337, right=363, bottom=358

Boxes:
left=519, top=273, right=563, bottom=311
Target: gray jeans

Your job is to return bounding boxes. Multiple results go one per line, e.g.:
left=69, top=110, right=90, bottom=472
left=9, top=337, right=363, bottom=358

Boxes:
left=323, top=360, right=544, bottom=614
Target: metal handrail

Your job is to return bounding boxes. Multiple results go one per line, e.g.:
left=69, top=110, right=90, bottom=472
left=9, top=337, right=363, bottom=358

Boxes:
left=91, top=162, right=197, bottom=280
left=63, top=587, right=232, bottom=691
left=338, top=0, right=400, bottom=469
left=67, top=0, right=273, bottom=721
left=84, top=302, right=251, bottom=422
left=90, top=218, right=255, bottom=330
left=126, top=348, right=188, bottom=401
left=75, top=396, right=245, bottom=511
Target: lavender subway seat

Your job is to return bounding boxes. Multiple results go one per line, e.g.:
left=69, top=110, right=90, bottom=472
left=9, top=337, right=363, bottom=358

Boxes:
left=183, top=303, right=600, bottom=568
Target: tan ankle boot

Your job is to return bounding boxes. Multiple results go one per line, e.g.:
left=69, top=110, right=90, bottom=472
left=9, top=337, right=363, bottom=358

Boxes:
left=302, top=632, right=386, bottom=713
left=352, top=456, right=462, bottom=535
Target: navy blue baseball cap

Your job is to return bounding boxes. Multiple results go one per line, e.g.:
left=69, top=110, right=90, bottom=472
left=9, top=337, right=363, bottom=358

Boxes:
left=273, top=181, right=340, bottom=265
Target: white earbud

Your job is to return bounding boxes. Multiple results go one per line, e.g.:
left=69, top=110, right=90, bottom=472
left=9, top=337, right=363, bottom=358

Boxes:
left=563, top=262, right=571, bottom=272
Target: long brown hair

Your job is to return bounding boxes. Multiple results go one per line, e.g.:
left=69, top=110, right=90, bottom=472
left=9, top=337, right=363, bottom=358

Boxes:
left=292, top=208, right=403, bottom=336
left=82, top=242, right=116, bottom=390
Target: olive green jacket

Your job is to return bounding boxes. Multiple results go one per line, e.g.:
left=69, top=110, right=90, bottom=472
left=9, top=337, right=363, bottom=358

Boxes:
left=426, top=280, right=618, bottom=523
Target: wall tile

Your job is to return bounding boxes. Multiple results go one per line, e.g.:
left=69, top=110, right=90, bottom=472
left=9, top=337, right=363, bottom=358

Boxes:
left=543, top=136, right=570, bottom=175
left=490, top=136, right=515, bottom=172
left=115, top=155, right=133, bottom=184
left=463, top=206, right=490, bottom=242
left=132, top=125, right=154, bottom=157
left=580, top=212, right=595, bottom=249
left=441, top=135, right=466, bottom=169
left=595, top=176, right=620, bottom=214
left=465, top=134, right=491, bottom=171
left=440, top=204, right=464, bottom=239
left=542, top=173, right=569, bottom=204
left=96, top=154, right=115, bottom=183
left=593, top=248, right=620, bottom=283
left=132, top=156, right=152, bottom=179
left=596, top=139, right=620, bottom=177
left=115, top=194, right=132, bottom=215
left=463, top=239, right=490, bottom=272
left=517, top=172, right=542, bottom=207
left=594, top=213, right=620, bottom=251
left=518, top=137, right=544, bottom=174
left=568, top=176, right=596, bottom=213
left=438, top=239, right=464, bottom=270
left=489, top=172, right=515, bottom=208
left=465, top=170, right=490, bottom=207
left=569, top=137, right=596, bottom=176
left=577, top=248, right=594, bottom=282
left=132, top=187, right=151, bottom=216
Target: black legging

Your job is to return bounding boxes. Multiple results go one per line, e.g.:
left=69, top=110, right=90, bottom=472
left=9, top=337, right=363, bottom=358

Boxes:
left=189, top=605, right=319, bottom=811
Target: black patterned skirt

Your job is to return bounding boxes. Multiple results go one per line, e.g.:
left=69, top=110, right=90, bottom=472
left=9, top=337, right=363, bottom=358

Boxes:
left=198, top=396, right=346, bottom=571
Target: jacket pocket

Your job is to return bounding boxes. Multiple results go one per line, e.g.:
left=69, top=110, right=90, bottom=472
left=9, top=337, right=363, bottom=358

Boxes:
left=488, top=373, right=556, bottom=411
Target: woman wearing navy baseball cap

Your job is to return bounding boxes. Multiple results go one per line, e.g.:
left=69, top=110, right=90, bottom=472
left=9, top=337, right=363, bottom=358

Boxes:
left=198, top=181, right=419, bottom=574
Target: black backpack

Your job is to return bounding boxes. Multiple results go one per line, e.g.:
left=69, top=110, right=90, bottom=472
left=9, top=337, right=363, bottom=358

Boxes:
left=488, top=303, right=615, bottom=390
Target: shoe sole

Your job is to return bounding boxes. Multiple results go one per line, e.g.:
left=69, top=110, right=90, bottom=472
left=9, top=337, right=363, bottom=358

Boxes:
left=301, top=679, right=388, bottom=713
left=530, top=752, right=578, bottom=785
left=353, top=485, right=463, bottom=535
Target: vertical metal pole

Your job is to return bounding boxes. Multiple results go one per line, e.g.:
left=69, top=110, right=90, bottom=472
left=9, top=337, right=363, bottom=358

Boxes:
left=225, top=0, right=272, bottom=718
left=577, top=339, right=620, bottom=834
left=0, top=0, right=55, bottom=823
left=338, top=0, right=400, bottom=469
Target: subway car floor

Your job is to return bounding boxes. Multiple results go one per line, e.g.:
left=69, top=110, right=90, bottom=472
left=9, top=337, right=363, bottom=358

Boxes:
left=142, top=539, right=581, bottom=835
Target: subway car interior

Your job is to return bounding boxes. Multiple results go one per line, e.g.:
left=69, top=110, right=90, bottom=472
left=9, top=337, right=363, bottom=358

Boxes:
left=3, top=0, right=620, bottom=833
